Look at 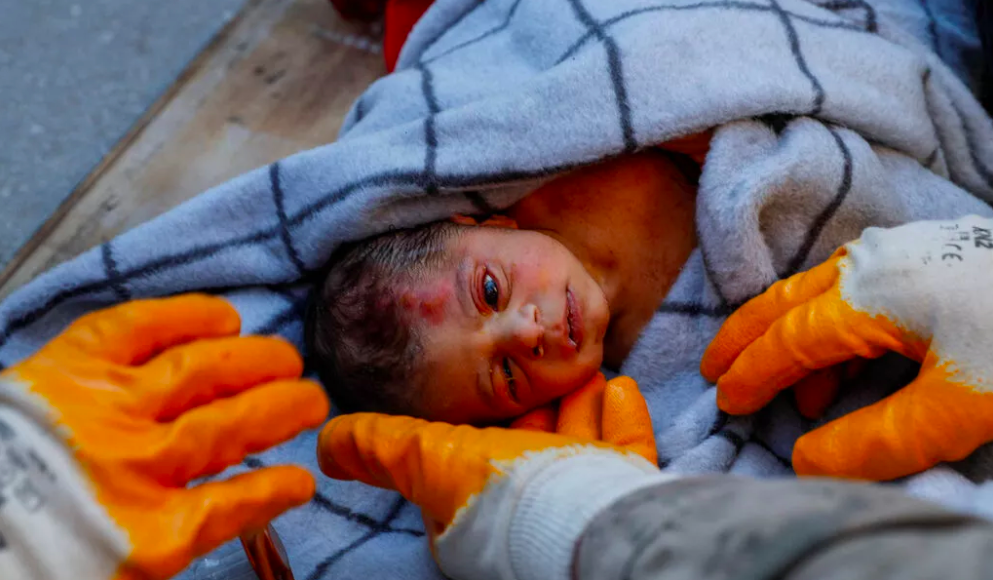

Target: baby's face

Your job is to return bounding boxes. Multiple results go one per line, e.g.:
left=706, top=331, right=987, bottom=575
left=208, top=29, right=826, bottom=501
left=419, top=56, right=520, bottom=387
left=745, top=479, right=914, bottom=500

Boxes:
left=403, top=226, right=609, bottom=424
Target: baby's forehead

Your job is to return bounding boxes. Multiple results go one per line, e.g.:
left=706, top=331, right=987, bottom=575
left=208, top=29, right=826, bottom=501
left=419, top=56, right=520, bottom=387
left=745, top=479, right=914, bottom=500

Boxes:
left=398, top=273, right=459, bottom=328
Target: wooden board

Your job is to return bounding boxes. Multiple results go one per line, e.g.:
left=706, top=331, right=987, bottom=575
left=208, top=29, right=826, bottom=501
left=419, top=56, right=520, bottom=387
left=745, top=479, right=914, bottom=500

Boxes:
left=0, top=0, right=385, bottom=301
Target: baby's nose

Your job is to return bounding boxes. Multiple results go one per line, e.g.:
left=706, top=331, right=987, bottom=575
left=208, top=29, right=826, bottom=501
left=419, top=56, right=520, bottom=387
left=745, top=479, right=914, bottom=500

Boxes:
left=512, top=304, right=543, bottom=353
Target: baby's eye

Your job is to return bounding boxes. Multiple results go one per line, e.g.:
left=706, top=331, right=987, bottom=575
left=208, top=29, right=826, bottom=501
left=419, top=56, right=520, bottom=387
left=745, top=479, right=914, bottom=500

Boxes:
left=482, top=272, right=500, bottom=309
left=502, top=358, right=516, bottom=386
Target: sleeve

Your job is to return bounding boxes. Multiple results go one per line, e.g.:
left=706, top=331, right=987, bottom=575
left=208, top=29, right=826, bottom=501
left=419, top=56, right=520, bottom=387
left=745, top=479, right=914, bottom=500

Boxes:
left=573, top=476, right=993, bottom=580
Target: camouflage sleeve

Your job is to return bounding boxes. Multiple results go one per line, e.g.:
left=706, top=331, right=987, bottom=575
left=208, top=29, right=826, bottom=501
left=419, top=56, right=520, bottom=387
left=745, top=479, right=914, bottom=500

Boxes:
left=574, top=476, right=993, bottom=580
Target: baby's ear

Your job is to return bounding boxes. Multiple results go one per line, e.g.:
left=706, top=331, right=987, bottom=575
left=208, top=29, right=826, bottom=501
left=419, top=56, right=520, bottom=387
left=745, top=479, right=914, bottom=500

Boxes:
left=449, top=214, right=518, bottom=229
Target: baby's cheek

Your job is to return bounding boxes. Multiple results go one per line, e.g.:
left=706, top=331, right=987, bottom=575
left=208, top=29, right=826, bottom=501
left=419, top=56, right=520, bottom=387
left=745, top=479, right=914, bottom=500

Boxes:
left=511, top=262, right=554, bottom=290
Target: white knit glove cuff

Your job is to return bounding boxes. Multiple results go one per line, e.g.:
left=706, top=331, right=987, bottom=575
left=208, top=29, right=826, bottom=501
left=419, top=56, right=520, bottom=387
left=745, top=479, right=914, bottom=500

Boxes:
left=0, top=383, right=126, bottom=580
left=509, top=453, right=675, bottom=580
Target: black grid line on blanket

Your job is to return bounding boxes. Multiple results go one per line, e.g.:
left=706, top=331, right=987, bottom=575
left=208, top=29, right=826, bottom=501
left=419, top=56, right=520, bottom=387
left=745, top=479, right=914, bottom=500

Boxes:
left=101, top=242, right=131, bottom=301
left=419, top=65, right=442, bottom=195
left=782, top=125, right=853, bottom=277
left=239, top=456, right=424, bottom=580
left=253, top=294, right=309, bottom=336
left=271, top=163, right=307, bottom=276
left=809, top=0, right=877, bottom=32
left=556, top=0, right=873, bottom=65
left=920, top=68, right=951, bottom=171
left=656, top=301, right=736, bottom=317
left=414, top=0, right=488, bottom=68
left=658, top=120, right=857, bottom=319
left=306, top=495, right=418, bottom=580
left=422, top=0, right=524, bottom=65
left=769, top=0, right=826, bottom=115
left=566, top=0, right=638, bottom=153
left=241, top=457, right=424, bottom=537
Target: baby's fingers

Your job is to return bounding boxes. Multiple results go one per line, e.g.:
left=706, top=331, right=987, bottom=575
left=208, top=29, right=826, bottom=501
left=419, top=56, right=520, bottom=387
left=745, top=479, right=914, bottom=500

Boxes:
left=701, top=254, right=842, bottom=382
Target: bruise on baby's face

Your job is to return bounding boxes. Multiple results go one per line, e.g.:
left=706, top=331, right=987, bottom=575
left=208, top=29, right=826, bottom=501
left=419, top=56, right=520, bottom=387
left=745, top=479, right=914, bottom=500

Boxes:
left=399, top=279, right=454, bottom=327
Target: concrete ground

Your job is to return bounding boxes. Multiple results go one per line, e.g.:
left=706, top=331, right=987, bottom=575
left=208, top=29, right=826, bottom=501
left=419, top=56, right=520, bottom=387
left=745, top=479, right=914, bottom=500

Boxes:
left=0, top=0, right=247, bottom=270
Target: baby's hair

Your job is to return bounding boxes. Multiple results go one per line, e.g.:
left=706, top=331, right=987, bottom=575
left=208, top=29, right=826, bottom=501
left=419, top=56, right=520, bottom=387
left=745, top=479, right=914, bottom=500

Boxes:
left=306, top=220, right=466, bottom=415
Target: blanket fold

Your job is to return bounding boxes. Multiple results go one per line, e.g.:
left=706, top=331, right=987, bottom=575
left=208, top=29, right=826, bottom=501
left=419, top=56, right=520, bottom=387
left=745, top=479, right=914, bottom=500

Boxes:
left=2, top=0, right=992, bottom=577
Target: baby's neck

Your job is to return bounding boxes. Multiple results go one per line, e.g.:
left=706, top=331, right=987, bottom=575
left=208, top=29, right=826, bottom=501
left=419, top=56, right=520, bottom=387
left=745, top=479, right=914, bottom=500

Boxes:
left=508, top=150, right=698, bottom=369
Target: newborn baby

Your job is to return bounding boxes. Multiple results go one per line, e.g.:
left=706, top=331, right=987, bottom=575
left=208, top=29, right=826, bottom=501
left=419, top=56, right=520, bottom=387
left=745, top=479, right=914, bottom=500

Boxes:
left=307, top=145, right=703, bottom=423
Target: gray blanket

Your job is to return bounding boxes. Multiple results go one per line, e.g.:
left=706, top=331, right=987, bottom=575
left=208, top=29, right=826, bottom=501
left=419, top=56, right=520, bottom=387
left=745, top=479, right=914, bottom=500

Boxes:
left=2, top=0, right=993, bottom=577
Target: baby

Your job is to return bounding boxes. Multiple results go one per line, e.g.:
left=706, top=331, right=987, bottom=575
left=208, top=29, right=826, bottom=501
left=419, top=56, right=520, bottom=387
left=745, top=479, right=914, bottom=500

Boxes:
left=307, top=145, right=704, bottom=424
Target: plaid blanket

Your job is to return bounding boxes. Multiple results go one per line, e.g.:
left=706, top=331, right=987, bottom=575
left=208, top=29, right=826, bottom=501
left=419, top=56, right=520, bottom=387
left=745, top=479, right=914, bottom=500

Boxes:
left=2, top=0, right=993, bottom=577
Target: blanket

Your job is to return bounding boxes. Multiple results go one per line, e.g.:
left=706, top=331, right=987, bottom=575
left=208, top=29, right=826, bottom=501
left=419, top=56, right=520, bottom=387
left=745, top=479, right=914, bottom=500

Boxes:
left=2, top=0, right=993, bottom=577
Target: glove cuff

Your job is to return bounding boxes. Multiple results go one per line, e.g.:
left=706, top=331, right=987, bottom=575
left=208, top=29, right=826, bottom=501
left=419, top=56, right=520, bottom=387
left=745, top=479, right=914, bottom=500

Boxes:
left=0, top=387, right=127, bottom=580
left=509, top=452, right=674, bottom=580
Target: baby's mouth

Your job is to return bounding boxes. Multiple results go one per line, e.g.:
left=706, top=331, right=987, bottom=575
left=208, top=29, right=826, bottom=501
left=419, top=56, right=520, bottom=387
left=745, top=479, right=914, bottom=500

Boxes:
left=566, top=287, right=584, bottom=352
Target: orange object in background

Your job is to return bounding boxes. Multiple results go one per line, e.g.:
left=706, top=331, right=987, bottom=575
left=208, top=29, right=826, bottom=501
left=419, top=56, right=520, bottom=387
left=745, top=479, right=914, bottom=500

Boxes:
left=384, top=0, right=435, bottom=71
left=327, top=0, right=434, bottom=72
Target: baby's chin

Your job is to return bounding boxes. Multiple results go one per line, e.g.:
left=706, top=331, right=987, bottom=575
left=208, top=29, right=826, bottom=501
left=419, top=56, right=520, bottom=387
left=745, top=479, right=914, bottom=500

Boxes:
left=555, top=361, right=604, bottom=397
left=583, top=343, right=606, bottom=376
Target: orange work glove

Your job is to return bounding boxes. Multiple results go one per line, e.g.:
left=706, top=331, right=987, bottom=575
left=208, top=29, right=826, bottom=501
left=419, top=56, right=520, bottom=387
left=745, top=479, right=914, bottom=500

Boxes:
left=508, top=374, right=658, bottom=465
left=700, top=215, right=993, bottom=481
left=318, top=374, right=668, bottom=580
left=0, top=295, right=329, bottom=580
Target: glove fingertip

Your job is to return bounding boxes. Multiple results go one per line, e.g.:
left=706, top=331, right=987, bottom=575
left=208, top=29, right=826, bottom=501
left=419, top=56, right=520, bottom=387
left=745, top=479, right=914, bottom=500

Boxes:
left=253, top=335, right=305, bottom=377
left=296, top=380, right=331, bottom=427
left=170, top=293, right=243, bottom=336
left=316, top=418, right=351, bottom=478
left=715, top=383, right=760, bottom=416
left=255, top=465, right=317, bottom=506
left=791, top=437, right=831, bottom=478
left=700, top=345, right=730, bottom=383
